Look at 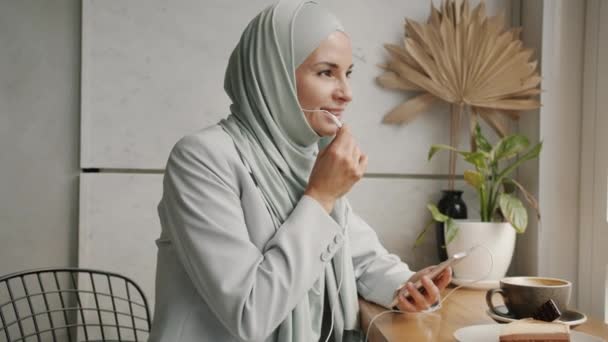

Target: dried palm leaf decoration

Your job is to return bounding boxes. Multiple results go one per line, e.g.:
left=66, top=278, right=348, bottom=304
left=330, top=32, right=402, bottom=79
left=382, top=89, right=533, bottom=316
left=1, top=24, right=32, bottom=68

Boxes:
left=377, top=0, right=541, bottom=188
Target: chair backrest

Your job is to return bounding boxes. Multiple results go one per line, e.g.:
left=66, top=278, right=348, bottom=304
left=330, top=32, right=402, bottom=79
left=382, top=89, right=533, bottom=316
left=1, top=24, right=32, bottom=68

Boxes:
left=0, top=268, right=151, bottom=342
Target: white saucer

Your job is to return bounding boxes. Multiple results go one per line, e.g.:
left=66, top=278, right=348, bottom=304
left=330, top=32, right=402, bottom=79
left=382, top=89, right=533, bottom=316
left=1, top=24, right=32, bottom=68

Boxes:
left=451, top=277, right=499, bottom=290
left=454, top=324, right=604, bottom=342
left=486, top=305, right=588, bottom=327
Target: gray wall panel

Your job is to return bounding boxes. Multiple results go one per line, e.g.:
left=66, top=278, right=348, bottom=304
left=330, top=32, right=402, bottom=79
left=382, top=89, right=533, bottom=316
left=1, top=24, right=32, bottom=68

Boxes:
left=78, top=173, right=162, bottom=311
left=0, top=0, right=81, bottom=275
left=81, top=0, right=510, bottom=173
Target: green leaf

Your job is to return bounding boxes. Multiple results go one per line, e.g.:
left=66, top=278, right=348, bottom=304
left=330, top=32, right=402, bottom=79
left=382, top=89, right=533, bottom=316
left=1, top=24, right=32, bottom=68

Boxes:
left=480, top=184, right=490, bottom=221
left=427, top=143, right=489, bottom=171
left=493, top=135, right=530, bottom=162
left=474, top=124, right=492, bottom=153
left=444, top=218, right=459, bottom=244
left=413, top=219, right=435, bottom=248
left=499, top=193, right=528, bottom=233
left=464, top=170, right=484, bottom=190
left=503, top=178, right=541, bottom=220
left=497, top=142, right=543, bottom=181
left=463, top=151, right=488, bottom=170
left=428, top=144, right=459, bottom=161
left=427, top=203, right=449, bottom=222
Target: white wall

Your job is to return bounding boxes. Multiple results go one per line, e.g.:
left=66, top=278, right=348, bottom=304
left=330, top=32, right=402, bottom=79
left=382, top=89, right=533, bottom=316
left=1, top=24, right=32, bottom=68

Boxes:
left=80, top=0, right=509, bottom=173
left=537, top=0, right=585, bottom=301
left=0, top=0, right=81, bottom=275
left=512, top=0, right=588, bottom=311
left=579, top=0, right=608, bottom=321
left=511, top=0, right=543, bottom=278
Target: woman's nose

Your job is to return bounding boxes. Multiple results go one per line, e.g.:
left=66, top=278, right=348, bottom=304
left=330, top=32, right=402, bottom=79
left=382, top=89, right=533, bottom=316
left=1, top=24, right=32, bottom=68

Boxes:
left=335, top=79, right=352, bottom=103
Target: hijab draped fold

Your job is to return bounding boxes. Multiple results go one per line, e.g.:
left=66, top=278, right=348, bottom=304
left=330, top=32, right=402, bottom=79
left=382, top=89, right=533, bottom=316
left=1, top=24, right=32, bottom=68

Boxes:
left=219, top=0, right=360, bottom=340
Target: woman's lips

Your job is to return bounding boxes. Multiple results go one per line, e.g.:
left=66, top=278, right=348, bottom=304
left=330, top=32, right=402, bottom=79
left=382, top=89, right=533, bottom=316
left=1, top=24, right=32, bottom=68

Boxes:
left=322, top=108, right=344, bottom=117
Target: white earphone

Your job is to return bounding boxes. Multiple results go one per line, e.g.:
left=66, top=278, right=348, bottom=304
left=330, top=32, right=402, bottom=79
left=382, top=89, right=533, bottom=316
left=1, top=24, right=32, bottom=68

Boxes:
left=301, top=108, right=343, bottom=128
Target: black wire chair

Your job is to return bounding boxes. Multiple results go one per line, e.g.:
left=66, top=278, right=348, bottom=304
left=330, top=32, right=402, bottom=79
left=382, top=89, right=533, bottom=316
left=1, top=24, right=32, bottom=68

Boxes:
left=0, top=268, right=151, bottom=342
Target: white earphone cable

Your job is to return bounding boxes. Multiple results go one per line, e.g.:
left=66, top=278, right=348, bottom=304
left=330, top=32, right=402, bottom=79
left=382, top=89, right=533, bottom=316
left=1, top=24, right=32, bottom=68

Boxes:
left=322, top=205, right=350, bottom=342
left=323, top=255, right=344, bottom=342
left=301, top=108, right=343, bottom=128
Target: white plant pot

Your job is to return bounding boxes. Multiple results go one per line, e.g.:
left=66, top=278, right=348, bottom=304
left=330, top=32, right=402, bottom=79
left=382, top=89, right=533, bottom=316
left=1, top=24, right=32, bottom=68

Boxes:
left=445, top=221, right=516, bottom=284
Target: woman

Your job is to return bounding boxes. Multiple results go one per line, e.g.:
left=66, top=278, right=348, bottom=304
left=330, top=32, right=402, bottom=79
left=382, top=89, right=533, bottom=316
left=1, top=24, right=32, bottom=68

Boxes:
left=149, top=0, right=451, bottom=341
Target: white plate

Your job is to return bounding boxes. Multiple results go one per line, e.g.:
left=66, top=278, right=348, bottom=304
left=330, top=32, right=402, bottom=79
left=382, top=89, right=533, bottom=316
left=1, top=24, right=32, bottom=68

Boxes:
left=487, top=305, right=588, bottom=327
left=451, top=277, right=499, bottom=290
left=454, top=324, right=605, bottom=342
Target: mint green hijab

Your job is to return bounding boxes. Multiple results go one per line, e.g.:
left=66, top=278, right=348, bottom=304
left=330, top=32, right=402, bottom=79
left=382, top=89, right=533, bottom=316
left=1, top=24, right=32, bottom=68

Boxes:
left=219, top=0, right=359, bottom=340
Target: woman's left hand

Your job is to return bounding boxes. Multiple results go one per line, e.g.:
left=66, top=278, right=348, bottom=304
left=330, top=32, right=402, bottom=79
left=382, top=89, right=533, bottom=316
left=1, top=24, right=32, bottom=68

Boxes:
left=395, top=266, right=452, bottom=312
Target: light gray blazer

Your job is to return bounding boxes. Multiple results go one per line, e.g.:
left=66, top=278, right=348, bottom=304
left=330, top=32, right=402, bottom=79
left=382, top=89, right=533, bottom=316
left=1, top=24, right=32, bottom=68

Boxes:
left=148, top=125, right=414, bottom=342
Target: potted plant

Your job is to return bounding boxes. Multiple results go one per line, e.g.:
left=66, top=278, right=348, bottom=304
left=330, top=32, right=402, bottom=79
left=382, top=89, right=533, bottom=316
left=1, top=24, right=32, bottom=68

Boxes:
left=417, top=124, right=542, bottom=284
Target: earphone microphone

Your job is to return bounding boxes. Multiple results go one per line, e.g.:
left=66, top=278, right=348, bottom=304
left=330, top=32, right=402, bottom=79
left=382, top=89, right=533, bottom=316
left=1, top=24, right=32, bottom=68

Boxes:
left=301, top=108, right=343, bottom=128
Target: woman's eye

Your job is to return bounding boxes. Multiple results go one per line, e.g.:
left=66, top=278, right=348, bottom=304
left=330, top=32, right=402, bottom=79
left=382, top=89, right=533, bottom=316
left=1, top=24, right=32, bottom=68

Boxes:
left=317, top=69, right=353, bottom=78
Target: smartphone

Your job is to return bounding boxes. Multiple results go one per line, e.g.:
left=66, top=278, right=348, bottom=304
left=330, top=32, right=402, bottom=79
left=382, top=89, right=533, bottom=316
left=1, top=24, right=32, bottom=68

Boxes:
left=390, top=248, right=470, bottom=308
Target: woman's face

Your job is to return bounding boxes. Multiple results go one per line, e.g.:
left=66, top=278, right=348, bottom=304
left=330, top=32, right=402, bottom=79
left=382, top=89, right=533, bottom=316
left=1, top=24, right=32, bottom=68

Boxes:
left=296, top=31, right=353, bottom=137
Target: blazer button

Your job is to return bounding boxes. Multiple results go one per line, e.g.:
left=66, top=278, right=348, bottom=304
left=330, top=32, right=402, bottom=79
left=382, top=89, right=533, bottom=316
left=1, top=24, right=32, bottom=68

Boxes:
left=320, top=250, right=331, bottom=261
left=334, top=234, right=343, bottom=244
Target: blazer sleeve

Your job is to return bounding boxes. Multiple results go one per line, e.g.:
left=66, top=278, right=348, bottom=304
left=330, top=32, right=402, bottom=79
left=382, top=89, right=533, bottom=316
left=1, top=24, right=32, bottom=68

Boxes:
left=347, top=207, right=416, bottom=308
left=158, top=135, right=346, bottom=341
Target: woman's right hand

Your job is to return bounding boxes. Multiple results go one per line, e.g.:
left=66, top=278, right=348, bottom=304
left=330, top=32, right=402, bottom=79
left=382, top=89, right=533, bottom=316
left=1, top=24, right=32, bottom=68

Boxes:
left=304, top=124, right=368, bottom=213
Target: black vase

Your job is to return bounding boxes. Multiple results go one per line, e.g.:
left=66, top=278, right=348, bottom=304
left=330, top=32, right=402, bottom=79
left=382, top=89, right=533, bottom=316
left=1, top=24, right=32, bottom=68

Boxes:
left=435, top=190, right=468, bottom=261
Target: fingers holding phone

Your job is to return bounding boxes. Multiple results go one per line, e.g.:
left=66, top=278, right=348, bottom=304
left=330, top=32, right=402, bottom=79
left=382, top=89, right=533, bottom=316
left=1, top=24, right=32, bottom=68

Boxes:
left=392, top=263, right=455, bottom=312
left=409, top=279, right=436, bottom=311
left=395, top=283, right=420, bottom=312
left=391, top=248, right=469, bottom=311
left=432, top=266, right=452, bottom=290
left=395, top=268, right=452, bottom=313
left=395, top=280, right=436, bottom=312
